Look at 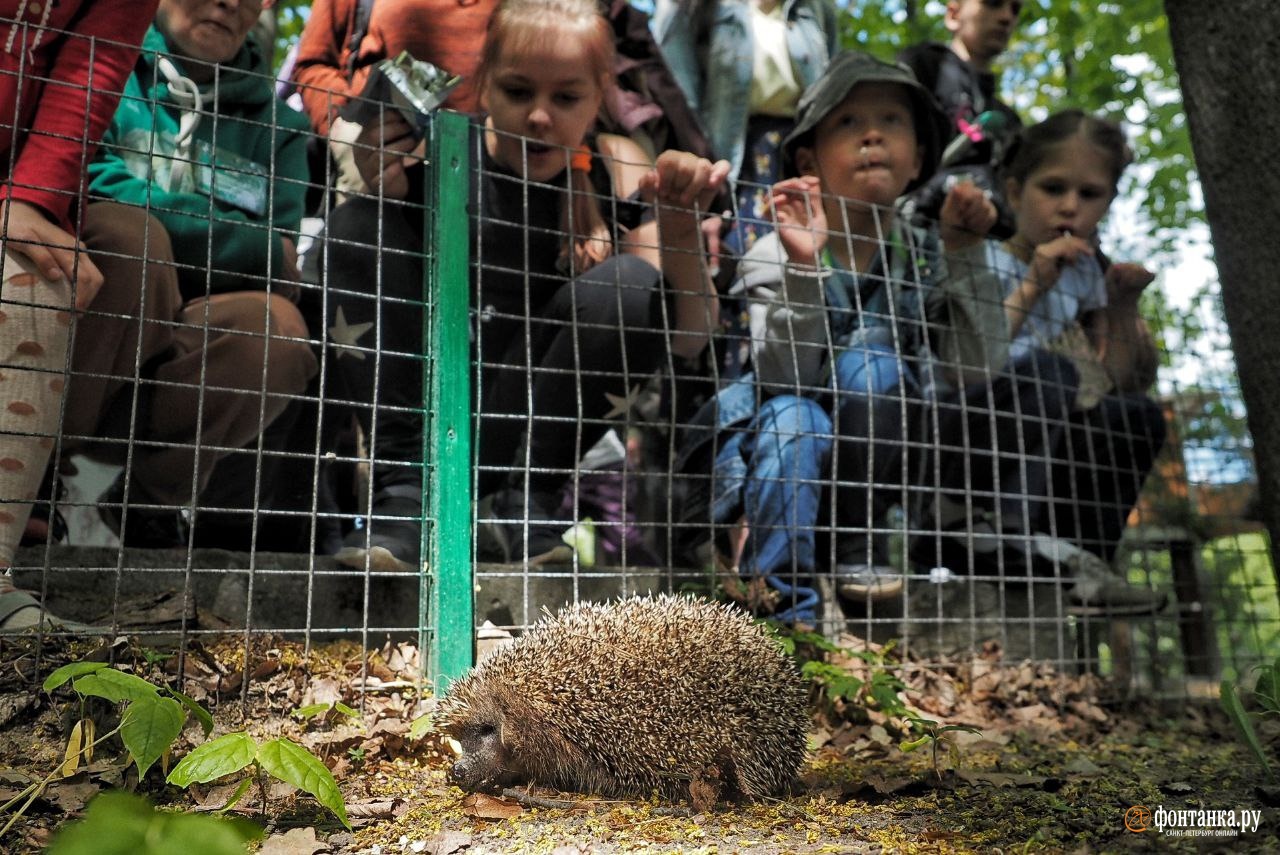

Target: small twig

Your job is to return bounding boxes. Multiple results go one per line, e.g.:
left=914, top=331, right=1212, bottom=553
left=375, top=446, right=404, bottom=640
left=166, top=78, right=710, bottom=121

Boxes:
left=757, top=794, right=819, bottom=822
left=501, top=788, right=585, bottom=811
left=498, top=788, right=693, bottom=817
left=0, top=725, right=121, bottom=840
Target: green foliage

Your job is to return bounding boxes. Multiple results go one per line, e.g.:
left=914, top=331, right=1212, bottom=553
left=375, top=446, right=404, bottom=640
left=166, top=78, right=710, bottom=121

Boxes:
left=47, top=791, right=261, bottom=855
left=166, top=733, right=351, bottom=831
left=42, top=661, right=109, bottom=693
left=900, top=718, right=983, bottom=778
left=14, top=659, right=354, bottom=842
left=120, top=696, right=185, bottom=780
left=168, top=733, right=258, bottom=787
left=257, top=738, right=351, bottom=830
left=772, top=626, right=913, bottom=722
left=74, top=669, right=161, bottom=704
left=834, top=1, right=1197, bottom=259
left=1220, top=667, right=1278, bottom=784
left=293, top=701, right=360, bottom=722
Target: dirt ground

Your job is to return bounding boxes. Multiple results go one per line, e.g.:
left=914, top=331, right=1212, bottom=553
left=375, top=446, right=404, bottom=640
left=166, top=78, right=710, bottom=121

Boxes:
left=0, top=631, right=1276, bottom=854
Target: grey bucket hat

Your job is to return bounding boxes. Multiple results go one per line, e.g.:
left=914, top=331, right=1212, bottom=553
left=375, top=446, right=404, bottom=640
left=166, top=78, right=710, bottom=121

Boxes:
left=781, top=50, right=943, bottom=191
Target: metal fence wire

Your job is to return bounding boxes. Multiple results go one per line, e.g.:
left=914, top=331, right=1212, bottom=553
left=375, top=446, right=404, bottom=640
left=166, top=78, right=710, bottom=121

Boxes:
left=0, top=29, right=1274, bottom=697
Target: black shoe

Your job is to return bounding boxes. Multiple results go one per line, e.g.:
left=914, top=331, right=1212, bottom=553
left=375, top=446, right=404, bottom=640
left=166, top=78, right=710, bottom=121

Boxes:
left=98, top=474, right=189, bottom=549
left=335, top=483, right=422, bottom=572
left=475, top=488, right=573, bottom=566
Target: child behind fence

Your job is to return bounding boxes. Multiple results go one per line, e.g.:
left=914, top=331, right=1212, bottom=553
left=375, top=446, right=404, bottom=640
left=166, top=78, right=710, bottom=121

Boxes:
left=676, top=51, right=1009, bottom=624
left=322, top=0, right=728, bottom=572
left=918, top=108, right=1167, bottom=615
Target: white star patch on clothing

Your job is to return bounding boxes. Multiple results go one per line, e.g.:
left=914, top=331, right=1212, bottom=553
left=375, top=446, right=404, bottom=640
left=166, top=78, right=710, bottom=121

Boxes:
left=604, top=383, right=644, bottom=420
left=329, top=305, right=374, bottom=361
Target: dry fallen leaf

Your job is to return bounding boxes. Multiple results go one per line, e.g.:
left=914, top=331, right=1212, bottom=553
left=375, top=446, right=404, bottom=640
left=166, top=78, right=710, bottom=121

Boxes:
left=346, top=798, right=405, bottom=821
left=461, top=792, right=523, bottom=820
left=421, top=830, right=472, bottom=855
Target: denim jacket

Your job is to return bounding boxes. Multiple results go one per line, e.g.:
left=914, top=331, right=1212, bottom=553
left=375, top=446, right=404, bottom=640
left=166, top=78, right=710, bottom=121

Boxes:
left=650, top=0, right=839, bottom=179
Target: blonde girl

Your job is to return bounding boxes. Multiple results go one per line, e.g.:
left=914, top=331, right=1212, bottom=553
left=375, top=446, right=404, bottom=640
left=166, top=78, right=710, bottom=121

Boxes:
left=325, top=0, right=728, bottom=570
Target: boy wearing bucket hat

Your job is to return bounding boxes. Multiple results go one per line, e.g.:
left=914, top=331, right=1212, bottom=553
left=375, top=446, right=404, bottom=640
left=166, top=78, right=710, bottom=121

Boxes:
left=676, top=51, right=1008, bottom=622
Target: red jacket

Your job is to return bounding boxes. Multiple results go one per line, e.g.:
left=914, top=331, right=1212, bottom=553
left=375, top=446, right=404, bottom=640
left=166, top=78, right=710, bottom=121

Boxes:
left=291, top=0, right=499, bottom=135
left=0, top=0, right=158, bottom=229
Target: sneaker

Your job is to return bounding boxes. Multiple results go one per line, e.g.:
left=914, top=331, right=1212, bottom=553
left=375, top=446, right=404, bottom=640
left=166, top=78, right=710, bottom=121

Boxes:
left=98, top=474, right=189, bottom=549
left=834, top=534, right=903, bottom=601
left=834, top=563, right=904, bottom=601
left=0, top=574, right=96, bottom=633
left=1032, top=534, right=1167, bottom=616
left=475, top=489, right=574, bottom=566
left=335, top=484, right=422, bottom=573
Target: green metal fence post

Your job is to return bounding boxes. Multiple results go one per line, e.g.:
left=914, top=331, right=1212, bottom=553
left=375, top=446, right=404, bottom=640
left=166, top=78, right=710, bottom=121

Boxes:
left=424, top=110, right=473, bottom=688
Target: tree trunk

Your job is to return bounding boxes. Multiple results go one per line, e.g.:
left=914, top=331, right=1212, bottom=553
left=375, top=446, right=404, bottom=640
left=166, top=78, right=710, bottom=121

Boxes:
left=1166, top=1, right=1280, bottom=586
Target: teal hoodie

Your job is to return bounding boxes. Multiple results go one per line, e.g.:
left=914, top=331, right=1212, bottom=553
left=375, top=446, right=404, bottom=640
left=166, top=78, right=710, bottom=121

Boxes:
left=89, top=26, right=312, bottom=298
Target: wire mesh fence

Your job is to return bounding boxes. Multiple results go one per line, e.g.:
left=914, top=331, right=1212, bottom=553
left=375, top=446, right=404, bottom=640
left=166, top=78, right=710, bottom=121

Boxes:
left=0, top=26, right=1274, bottom=699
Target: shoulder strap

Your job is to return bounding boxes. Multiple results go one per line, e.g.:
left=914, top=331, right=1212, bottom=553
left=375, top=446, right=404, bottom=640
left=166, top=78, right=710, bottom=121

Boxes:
left=346, top=0, right=377, bottom=78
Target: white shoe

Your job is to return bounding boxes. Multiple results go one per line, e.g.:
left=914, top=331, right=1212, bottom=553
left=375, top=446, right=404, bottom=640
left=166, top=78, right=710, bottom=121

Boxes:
left=834, top=564, right=904, bottom=601
left=1032, top=535, right=1167, bottom=616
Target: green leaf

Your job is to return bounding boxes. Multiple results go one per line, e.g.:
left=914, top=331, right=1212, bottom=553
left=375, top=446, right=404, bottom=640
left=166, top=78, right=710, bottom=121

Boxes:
left=257, top=737, right=351, bottom=830
left=333, top=702, right=359, bottom=719
left=121, top=696, right=186, bottom=780
left=167, top=732, right=258, bottom=787
left=292, top=703, right=331, bottom=720
left=43, top=662, right=109, bottom=694
left=1254, top=658, right=1280, bottom=714
left=408, top=713, right=434, bottom=741
left=46, top=790, right=262, bottom=855
left=74, top=669, right=160, bottom=704
left=167, top=688, right=215, bottom=738
left=824, top=674, right=864, bottom=701
left=899, top=736, right=931, bottom=753
left=1220, top=680, right=1276, bottom=783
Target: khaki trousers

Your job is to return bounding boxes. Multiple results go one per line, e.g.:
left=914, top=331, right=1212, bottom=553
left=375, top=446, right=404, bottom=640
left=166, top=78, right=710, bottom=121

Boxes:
left=67, top=203, right=318, bottom=505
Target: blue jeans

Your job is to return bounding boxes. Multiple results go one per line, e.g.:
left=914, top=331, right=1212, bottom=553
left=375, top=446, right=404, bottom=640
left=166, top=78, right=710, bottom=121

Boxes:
left=713, top=341, right=920, bottom=621
left=829, top=342, right=922, bottom=566
left=716, top=394, right=831, bottom=621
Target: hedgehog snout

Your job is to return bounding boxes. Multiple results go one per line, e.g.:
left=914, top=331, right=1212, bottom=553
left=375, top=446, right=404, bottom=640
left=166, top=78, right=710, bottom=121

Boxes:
left=448, top=757, right=478, bottom=789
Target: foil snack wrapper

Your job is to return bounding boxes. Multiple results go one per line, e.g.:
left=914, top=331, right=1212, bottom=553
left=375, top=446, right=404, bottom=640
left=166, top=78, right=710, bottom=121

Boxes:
left=339, top=51, right=462, bottom=138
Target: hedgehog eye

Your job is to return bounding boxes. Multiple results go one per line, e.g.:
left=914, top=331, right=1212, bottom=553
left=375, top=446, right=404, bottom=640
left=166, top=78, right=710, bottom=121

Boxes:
left=476, top=723, right=497, bottom=738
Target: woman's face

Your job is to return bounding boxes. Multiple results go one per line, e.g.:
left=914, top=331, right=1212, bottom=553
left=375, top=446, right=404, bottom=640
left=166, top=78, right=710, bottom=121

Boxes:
left=156, top=0, right=264, bottom=68
left=1007, top=135, right=1115, bottom=248
left=481, top=27, right=605, bottom=182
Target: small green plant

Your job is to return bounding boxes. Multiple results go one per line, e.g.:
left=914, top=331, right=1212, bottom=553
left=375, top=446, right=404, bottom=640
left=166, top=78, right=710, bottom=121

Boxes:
left=167, top=731, right=350, bottom=828
left=293, top=701, right=360, bottom=723
left=1, top=658, right=351, bottom=847
left=772, top=625, right=982, bottom=776
left=899, top=718, right=983, bottom=779
left=772, top=627, right=913, bottom=718
left=1220, top=655, right=1280, bottom=784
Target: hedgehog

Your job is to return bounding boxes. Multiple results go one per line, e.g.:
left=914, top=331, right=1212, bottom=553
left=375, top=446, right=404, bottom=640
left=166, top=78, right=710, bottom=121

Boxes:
left=438, top=594, right=810, bottom=808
